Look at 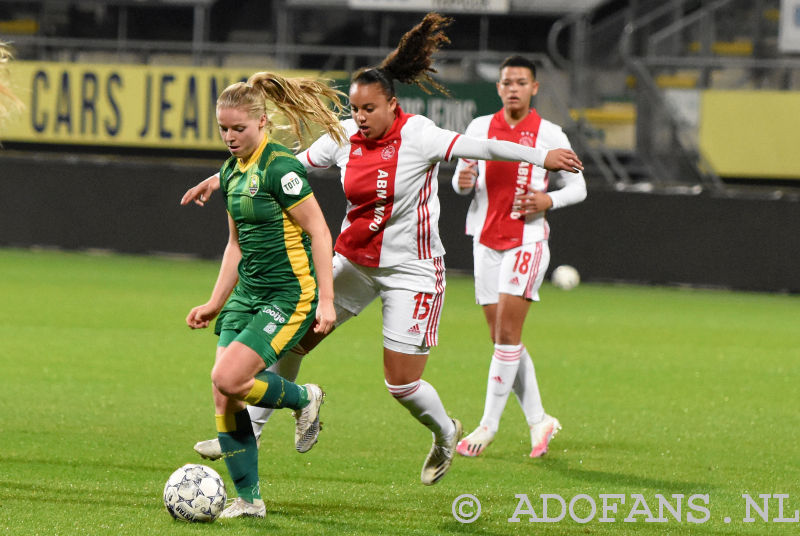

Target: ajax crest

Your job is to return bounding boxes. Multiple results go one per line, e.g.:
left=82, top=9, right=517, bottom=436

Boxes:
left=248, top=175, right=259, bottom=196
left=519, top=130, right=536, bottom=147
left=381, top=145, right=396, bottom=160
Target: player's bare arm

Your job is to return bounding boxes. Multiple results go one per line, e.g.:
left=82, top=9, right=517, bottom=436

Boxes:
left=186, top=214, right=241, bottom=329
left=180, top=173, right=221, bottom=206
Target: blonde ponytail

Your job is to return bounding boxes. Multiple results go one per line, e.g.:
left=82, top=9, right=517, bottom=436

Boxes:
left=0, top=43, right=22, bottom=125
left=217, top=71, right=347, bottom=151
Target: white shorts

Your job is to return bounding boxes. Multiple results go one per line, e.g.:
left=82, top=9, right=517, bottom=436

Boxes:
left=332, top=253, right=446, bottom=348
left=473, top=239, right=550, bottom=305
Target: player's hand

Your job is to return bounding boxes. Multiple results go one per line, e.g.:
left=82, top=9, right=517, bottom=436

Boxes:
left=513, top=190, right=553, bottom=215
left=313, top=298, right=336, bottom=334
left=180, top=174, right=221, bottom=206
left=543, top=148, right=583, bottom=173
left=457, top=161, right=478, bottom=190
left=186, top=303, right=219, bottom=329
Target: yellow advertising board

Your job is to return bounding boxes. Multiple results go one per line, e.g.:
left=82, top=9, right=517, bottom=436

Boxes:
left=699, top=90, right=800, bottom=179
left=2, top=61, right=342, bottom=150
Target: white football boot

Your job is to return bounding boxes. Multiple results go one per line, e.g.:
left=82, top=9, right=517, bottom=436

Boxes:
left=421, top=418, right=463, bottom=485
left=219, top=497, right=266, bottom=519
left=456, top=425, right=495, bottom=457
left=193, top=438, right=223, bottom=461
left=194, top=437, right=261, bottom=461
left=293, top=384, right=324, bottom=453
left=529, top=414, right=561, bottom=458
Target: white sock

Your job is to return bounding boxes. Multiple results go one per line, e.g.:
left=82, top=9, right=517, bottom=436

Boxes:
left=248, top=346, right=305, bottom=439
left=479, top=343, right=523, bottom=433
left=512, top=345, right=545, bottom=425
left=386, top=379, right=455, bottom=443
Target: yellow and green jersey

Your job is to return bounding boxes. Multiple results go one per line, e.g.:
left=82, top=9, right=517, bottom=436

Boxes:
left=220, top=136, right=317, bottom=300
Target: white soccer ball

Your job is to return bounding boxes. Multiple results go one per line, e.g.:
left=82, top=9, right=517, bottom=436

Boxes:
left=163, top=463, right=227, bottom=523
left=551, top=265, right=580, bottom=290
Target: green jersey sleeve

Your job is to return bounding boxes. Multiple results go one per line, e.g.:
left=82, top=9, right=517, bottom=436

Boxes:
left=263, top=153, right=313, bottom=211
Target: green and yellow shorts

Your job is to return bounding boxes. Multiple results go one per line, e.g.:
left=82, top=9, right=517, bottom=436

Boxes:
left=214, top=285, right=317, bottom=367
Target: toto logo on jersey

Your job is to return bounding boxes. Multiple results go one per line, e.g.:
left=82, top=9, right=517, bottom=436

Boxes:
left=381, top=145, right=396, bottom=160
left=281, top=172, right=303, bottom=195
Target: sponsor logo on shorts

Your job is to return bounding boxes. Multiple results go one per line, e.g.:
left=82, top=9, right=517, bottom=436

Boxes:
left=262, top=306, right=287, bottom=324
left=509, top=276, right=520, bottom=286
left=264, top=323, right=277, bottom=334
left=407, top=323, right=421, bottom=334
left=281, top=171, right=303, bottom=195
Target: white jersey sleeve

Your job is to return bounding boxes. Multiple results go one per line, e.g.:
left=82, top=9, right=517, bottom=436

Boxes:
left=298, top=120, right=356, bottom=171
left=451, top=135, right=547, bottom=169
left=406, top=117, right=463, bottom=163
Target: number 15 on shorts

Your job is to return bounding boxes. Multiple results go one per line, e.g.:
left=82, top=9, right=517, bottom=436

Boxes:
left=412, top=292, right=433, bottom=319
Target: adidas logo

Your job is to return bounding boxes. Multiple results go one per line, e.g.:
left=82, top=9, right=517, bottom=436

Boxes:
left=509, top=276, right=520, bottom=286
left=352, top=147, right=363, bottom=156
left=491, top=375, right=504, bottom=384
left=407, top=324, right=421, bottom=334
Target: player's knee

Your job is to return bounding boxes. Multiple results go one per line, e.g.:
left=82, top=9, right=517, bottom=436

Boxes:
left=494, top=327, right=522, bottom=346
left=210, top=365, right=244, bottom=399
left=383, top=337, right=428, bottom=386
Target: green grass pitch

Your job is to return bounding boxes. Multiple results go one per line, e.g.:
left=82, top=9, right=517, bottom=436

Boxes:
left=1, top=248, right=798, bottom=535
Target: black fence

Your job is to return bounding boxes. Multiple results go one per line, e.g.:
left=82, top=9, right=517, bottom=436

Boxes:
left=1, top=153, right=798, bottom=293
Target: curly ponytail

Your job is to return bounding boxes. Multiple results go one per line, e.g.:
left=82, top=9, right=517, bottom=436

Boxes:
left=217, top=71, right=347, bottom=151
left=353, top=12, right=453, bottom=98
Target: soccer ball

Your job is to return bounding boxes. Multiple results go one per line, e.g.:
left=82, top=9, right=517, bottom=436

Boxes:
left=163, top=464, right=227, bottom=523
left=551, top=265, right=580, bottom=290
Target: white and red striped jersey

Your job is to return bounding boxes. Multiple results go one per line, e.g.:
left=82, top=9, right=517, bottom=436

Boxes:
left=452, top=109, right=586, bottom=251
left=299, top=107, right=460, bottom=268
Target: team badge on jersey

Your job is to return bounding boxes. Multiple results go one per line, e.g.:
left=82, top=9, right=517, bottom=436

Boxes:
left=381, top=145, right=396, bottom=160
left=281, top=171, right=303, bottom=195
left=519, top=130, right=536, bottom=147
left=248, top=175, right=259, bottom=196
